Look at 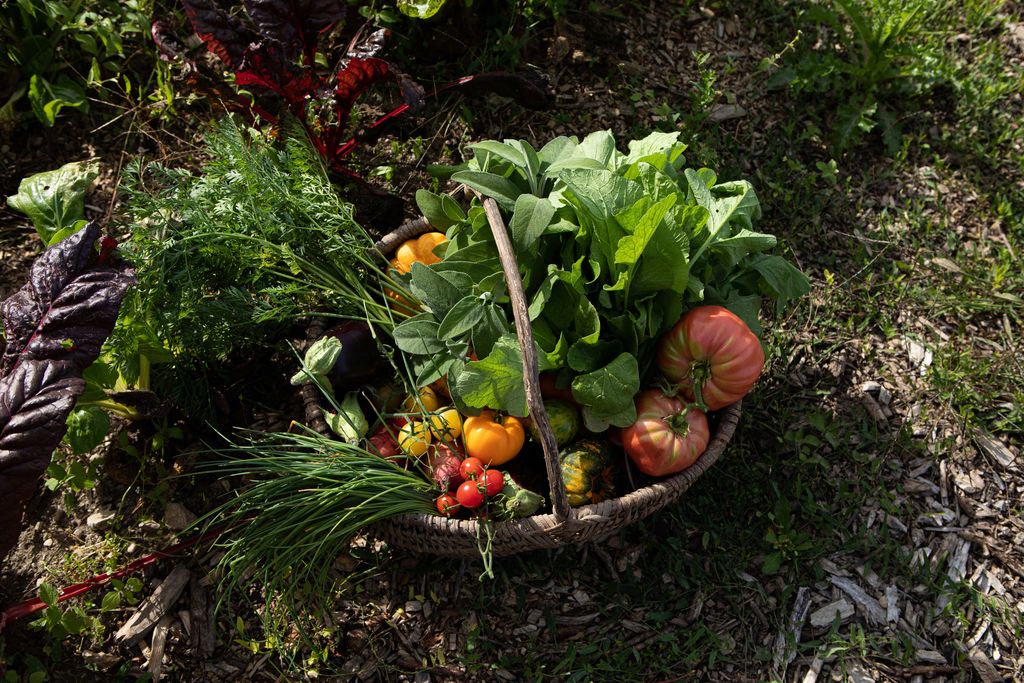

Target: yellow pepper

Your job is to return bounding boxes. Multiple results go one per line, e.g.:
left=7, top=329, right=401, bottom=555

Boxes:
left=463, top=411, right=525, bottom=466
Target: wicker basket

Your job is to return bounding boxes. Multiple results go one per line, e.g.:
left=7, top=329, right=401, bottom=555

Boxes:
left=306, top=203, right=741, bottom=557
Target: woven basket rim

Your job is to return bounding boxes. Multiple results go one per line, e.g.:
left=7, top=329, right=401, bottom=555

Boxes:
left=373, top=400, right=741, bottom=541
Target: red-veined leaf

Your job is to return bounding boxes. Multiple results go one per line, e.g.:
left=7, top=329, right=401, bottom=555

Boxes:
left=0, top=224, right=133, bottom=563
left=181, top=0, right=255, bottom=69
left=243, top=0, right=344, bottom=64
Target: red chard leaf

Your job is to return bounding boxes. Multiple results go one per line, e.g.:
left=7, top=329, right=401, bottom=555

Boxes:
left=236, top=42, right=317, bottom=106
left=243, top=0, right=344, bottom=64
left=0, top=224, right=133, bottom=563
left=182, top=0, right=255, bottom=69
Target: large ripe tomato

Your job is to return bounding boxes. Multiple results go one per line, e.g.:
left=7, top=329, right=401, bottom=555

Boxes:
left=622, top=390, right=710, bottom=477
left=657, top=305, right=764, bottom=411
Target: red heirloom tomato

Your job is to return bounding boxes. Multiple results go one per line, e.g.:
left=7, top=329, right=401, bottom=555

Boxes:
left=657, top=305, right=765, bottom=411
left=622, top=389, right=710, bottom=477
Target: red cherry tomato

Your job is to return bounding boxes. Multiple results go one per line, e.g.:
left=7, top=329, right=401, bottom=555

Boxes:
left=456, top=480, right=486, bottom=509
left=436, top=493, right=460, bottom=517
left=459, top=457, right=485, bottom=481
left=483, top=469, right=504, bottom=497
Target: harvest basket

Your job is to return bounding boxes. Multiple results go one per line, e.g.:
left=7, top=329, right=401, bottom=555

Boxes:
left=304, top=202, right=741, bottom=557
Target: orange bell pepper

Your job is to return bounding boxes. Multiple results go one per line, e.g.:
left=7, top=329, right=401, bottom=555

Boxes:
left=390, top=232, right=447, bottom=274
left=463, top=411, right=525, bottom=466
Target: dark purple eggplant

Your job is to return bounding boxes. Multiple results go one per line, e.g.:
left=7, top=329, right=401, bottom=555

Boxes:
left=323, top=322, right=382, bottom=392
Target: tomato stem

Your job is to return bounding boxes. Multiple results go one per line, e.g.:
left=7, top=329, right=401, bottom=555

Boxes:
left=689, top=362, right=711, bottom=412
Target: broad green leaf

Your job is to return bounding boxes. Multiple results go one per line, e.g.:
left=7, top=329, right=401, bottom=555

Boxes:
left=456, top=334, right=533, bottom=416
left=582, top=403, right=637, bottom=433
left=685, top=169, right=760, bottom=238
left=471, top=304, right=508, bottom=358
left=470, top=140, right=527, bottom=169
left=629, top=207, right=693, bottom=296
left=100, top=590, right=122, bottom=613
left=415, top=189, right=459, bottom=230
left=570, top=352, right=639, bottom=429
left=7, top=159, right=100, bottom=243
left=610, top=194, right=677, bottom=298
left=45, top=219, right=90, bottom=247
left=397, top=0, right=447, bottom=18
left=572, top=130, right=619, bottom=168
left=64, top=406, right=111, bottom=455
left=567, top=339, right=621, bottom=373
left=750, top=254, right=811, bottom=308
left=414, top=355, right=458, bottom=388
left=38, top=583, right=59, bottom=607
left=27, top=73, right=88, bottom=127
left=623, top=131, right=684, bottom=166
left=558, top=168, right=644, bottom=275
left=393, top=313, right=446, bottom=355
left=409, top=262, right=473, bottom=318
left=510, top=193, right=556, bottom=251
left=509, top=139, right=542, bottom=193
left=537, top=136, right=577, bottom=165
left=710, top=228, right=778, bottom=267
left=437, top=295, right=486, bottom=340
left=451, top=170, right=522, bottom=210
left=721, top=291, right=763, bottom=336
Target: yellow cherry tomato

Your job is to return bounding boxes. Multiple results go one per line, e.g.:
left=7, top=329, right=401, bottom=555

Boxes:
left=403, top=386, right=440, bottom=413
left=398, top=421, right=432, bottom=457
left=463, top=411, right=525, bottom=466
left=429, top=408, right=464, bottom=442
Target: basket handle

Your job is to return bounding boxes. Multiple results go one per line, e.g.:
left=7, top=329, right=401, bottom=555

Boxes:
left=482, top=198, right=572, bottom=523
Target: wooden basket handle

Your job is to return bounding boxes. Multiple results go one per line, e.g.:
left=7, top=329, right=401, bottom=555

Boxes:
left=482, top=199, right=573, bottom=523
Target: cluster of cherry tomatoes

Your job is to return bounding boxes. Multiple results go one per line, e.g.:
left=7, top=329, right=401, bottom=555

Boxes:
left=435, top=457, right=505, bottom=516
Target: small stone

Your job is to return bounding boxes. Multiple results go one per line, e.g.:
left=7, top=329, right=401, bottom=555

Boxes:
left=975, top=432, right=1016, bottom=469
left=809, top=599, right=854, bottom=627
left=709, top=103, right=747, bottom=122
left=404, top=600, right=422, bottom=613
left=83, top=651, right=122, bottom=670
left=916, top=649, right=947, bottom=665
left=87, top=508, right=116, bottom=531
left=163, top=503, right=197, bottom=531
left=845, top=659, right=876, bottom=683
left=904, top=337, right=933, bottom=375
left=42, top=538, right=55, bottom=547
left=953, top=469, right=985, bottom=494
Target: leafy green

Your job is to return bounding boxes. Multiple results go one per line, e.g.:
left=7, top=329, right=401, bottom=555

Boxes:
left=111, top=119, right=391, bottom=416
left=402, top=130, right=808, bottom=426
left=64, top=406, right=111, bottom=455
left=456, top=334, right=549, bottom=417
left=7, top=160, right=100, bottom=245
left=397, top=0, right=448, bottom=19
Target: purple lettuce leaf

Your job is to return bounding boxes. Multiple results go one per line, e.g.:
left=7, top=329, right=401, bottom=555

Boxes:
left=0, top=224, right=133, bottom=563
left=243, top=0, right=344, bottom=64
